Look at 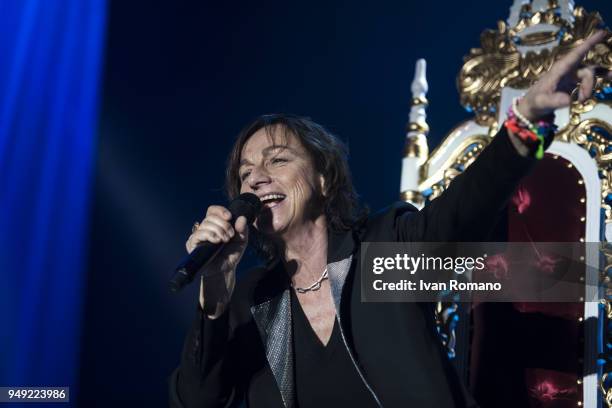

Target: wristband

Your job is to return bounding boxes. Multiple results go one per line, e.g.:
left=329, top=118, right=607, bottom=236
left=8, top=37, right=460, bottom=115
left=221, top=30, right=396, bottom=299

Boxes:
left=504, top=97, right=556, bottom=159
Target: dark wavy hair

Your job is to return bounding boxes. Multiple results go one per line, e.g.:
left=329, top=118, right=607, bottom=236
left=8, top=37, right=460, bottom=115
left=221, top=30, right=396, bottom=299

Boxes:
left=225, top=113, right=368, bottom=265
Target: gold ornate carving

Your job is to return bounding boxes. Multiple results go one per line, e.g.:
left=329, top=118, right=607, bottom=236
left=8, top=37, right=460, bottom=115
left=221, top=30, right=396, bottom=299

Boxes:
left=412, top=96, right=429, bottom=106
left=601, top=246, right=612, bottom=305
left=572, top=76, right=612, bottom=113
left=406, top=122, right=430, bottom=134
left=400, top=190, right=424, bottom=207
left=521, top=30, right=559, bottom=46
left=458, top=7, right=612, bottom=126
left=422, top=135, right=490, bottom=202
left=420, top=134, right=490, bottom=197
left=602, top=298, right=612, bottom=320
left=404, top=133, right=429, bottom=163
left=555, top=119, right=612, bottom=220
left=435, top=302, right=458, bottom=359
left=601, top=373, right=612, bottom=408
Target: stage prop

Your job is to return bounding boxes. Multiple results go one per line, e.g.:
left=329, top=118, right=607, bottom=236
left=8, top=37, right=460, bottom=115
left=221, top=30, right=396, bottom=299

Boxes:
left=400, top=1, right=612, bottom=407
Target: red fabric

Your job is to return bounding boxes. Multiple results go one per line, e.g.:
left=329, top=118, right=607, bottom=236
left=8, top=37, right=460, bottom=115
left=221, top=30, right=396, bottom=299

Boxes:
left=509, top=155, right=585, bottom=319
left=512, top=186, right=532, bottom=214
left=526, top=369, right=577, bottom=408
left=470, top=154, right=585, bottom=407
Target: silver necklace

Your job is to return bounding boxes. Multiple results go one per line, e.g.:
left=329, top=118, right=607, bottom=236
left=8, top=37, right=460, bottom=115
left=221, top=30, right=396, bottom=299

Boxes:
left=292, top=267, right=328, bottom=294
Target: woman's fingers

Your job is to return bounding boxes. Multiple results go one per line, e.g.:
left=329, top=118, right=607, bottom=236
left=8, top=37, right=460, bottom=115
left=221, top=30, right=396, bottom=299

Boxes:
left=234, top=215, right=249, bottom=242
left=577, top=66, right=596, bottom=102
left=185, top=205, right=236, bottom=253
left=201, top=219, right=232, bottom=242
left=206, top=205, right=232, bottom=221
left=203, top=216, right=235, bottom=239
left=549, top=31, right=605, bottom=81
left=185, top=211, right=253, bottom=255
left=187, top=229, right=222, bottom=253
left=198, top=206, right=234, bottom=241
left=547, top=92, right=572, bottom=110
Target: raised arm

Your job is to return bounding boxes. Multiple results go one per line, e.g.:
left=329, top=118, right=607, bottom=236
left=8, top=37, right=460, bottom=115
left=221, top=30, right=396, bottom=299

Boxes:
left=398, top=31, right=610, bottom=242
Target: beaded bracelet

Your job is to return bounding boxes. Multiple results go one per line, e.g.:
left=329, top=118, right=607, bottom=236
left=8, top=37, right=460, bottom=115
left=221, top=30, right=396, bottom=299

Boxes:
left=503, top=97, right=556, bottom=160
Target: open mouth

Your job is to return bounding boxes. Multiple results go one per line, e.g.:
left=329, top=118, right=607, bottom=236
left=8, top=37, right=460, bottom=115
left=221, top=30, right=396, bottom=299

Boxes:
left=260, top=193, right=286, bottom=209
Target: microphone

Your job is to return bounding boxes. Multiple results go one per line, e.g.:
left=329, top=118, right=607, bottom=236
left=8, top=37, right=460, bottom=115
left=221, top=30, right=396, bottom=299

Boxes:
left=169, top=193, right=262, bottom=293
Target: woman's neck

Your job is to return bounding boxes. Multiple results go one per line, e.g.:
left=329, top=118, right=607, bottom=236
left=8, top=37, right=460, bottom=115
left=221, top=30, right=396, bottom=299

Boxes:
left=280, top=215, right=328, bottom=285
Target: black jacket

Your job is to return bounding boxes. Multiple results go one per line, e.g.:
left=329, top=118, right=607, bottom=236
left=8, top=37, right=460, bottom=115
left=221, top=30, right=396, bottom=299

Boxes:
left=169, top=128, right=534, bottom=407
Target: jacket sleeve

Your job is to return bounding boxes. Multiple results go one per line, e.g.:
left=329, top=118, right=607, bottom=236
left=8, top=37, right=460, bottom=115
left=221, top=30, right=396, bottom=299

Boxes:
left=169, top=303, right=241, bottom=408
left=396, top=127, right=535, bottom=242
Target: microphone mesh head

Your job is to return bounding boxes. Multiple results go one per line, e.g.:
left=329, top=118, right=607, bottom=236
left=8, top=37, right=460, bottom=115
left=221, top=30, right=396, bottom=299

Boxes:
left=229, top=193, right=262, bottom=223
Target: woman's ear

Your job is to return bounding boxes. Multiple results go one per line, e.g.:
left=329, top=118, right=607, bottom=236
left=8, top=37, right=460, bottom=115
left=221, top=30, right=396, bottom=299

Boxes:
left=319, top=175, right=327, bottom=197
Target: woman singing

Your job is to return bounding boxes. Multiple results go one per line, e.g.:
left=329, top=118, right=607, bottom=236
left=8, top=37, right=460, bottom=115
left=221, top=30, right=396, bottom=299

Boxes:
left=169, top=32, right=609, bottom=408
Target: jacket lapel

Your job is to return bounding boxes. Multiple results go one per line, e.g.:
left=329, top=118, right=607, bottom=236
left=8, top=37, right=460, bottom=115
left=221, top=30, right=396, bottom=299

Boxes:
left=327, top=255, right=353, bottom=314
left=327, top=228, right=358, bottom=313
left=248, top=228, right=357, bottom=408
left=250, top=289, right=294, bottom=408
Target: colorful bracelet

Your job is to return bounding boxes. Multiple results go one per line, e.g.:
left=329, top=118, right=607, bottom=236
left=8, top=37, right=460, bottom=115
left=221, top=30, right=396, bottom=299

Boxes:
left=503, top=97, right=556, bottom=160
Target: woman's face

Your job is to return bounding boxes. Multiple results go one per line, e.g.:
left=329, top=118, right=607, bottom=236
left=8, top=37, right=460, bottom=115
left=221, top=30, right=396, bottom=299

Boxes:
left=238, top=126, right=324, bottom=237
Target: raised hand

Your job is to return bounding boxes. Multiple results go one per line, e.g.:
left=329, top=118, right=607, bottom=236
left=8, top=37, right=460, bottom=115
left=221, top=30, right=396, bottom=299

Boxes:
left=518, top=30, right=611, bottom=122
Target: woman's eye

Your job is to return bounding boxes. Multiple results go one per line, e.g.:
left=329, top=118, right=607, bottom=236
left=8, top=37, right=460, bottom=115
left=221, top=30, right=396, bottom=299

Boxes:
left=271, top=157, right=288, bottom=164
left=240, top=171, right=251, bottom=181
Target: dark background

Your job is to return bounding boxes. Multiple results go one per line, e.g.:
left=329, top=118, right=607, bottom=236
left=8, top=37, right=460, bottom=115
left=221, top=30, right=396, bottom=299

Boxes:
left=78, top=1, right=612, bottom=406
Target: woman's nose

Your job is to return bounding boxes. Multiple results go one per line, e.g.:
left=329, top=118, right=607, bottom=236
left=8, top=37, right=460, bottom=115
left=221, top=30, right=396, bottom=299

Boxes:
left=247, top=166, right=272, bottom=190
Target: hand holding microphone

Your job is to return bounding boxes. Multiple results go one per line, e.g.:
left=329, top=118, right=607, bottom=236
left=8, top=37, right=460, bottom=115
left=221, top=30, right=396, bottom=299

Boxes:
left=188, top=206, right=249, bottom=275
left=169, top=193, right=261, bottom=298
